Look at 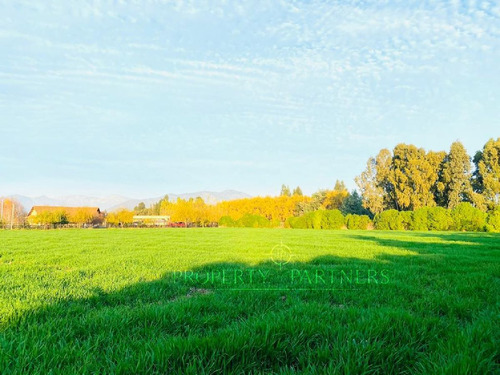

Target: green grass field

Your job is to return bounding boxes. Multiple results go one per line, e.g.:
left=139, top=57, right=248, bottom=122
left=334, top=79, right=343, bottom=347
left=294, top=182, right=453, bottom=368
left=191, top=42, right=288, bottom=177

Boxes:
left=0, top=228, right=499, bottom=374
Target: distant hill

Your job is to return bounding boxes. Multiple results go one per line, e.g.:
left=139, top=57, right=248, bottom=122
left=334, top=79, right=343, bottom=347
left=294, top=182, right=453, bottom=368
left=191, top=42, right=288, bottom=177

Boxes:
left=107, top=190, right=251, bottom=211
left=9, top=190, right=251, bottom=212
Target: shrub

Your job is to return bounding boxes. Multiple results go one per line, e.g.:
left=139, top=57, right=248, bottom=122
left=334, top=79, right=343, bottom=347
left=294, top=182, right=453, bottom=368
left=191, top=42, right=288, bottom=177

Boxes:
left=486, top=206, right=500, bottom=232
left=345, top=214, right=354, bottom=229
left=218, top=216, right=237, bottom=227
left=374, top=210, right=404, bottom=230
left=323, top=210, right=345, bottom=229
left=399, top=211, right=413, bottom=230
left=451, top=203, right=487, bottom=232
left=405, top=207, right=453, bottom=231
left=302, top=212, right=312, bottom=228
left=287, top=210, right=345, bottom=230
left=270, top=219, right=282, bottom=228
left=286, top=216, right=307, bottom=229
left=427, top=207, right=453, bottom=231
left=411, top=208, right=429, bottom=231
left=345, top=214, right=371, bottom=230
left=308, top=211, right=324, bottom=229
left=358, top=215, right=372, bottom=230
left=237, top=213, right=270, bottom=228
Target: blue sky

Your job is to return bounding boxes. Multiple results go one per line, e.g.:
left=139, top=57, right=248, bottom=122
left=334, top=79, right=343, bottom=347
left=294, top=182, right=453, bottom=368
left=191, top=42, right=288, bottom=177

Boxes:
left=1, top=0, right=499, bottom=198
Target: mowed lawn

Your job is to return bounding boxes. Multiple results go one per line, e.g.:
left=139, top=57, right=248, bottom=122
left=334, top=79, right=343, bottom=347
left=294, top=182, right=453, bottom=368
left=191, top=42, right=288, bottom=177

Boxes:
left=0, top=229, right=499, bottom=374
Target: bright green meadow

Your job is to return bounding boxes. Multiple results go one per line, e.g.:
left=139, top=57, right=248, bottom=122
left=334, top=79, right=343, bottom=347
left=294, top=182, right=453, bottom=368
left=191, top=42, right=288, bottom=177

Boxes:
left=0, top=228, right=499, bottom=374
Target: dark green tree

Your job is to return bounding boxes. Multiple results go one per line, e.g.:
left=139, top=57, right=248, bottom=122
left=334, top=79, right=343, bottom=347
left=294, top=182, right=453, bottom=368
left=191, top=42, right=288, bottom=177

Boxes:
left=438, top=141, right=473, bottom=209
left=473, top=138, right=500, bottom=209
left=341, top=191, right=372, bottom=217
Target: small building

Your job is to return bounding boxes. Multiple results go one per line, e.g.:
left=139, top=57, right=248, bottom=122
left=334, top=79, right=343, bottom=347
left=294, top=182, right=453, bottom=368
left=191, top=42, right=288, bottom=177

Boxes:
left=27, top=206, right=103, bottom=225
left=132, top=215, right=170, bottom=227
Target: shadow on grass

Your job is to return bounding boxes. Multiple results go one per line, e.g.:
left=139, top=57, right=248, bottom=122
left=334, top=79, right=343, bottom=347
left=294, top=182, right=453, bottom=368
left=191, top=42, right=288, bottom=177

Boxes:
left=0, top=241, right=499, bottom=374
left=344, top=230, right=500, bottom=257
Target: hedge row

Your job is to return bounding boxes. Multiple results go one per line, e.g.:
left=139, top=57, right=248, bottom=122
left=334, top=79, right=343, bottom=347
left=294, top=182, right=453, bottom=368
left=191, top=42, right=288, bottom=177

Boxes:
left=285, top=211, right=371, bottom=230
left=219, top=203, right=500, bottom=232
left=285, top=210, right=345, bottom=229
left=285, top=203, right=500, bottom=232
left=374, top=203, right=499, bottom=232
left=345, top=214, right=372, bottom=230
left=219, top=214, right=280, bottom=228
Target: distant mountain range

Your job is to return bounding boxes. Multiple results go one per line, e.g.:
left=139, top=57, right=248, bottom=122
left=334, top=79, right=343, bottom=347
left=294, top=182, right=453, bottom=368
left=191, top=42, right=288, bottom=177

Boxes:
left=9, top=190, right=251, bottom=212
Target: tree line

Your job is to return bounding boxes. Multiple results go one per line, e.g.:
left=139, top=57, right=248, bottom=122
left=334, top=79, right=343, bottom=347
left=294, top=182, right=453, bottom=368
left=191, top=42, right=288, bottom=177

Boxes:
left=122, top=179, right=369, bottom=228
left=286, top=203, right=500, bottom=232
left=356, top=138, right=500, bottom=213
left=3, top=137, right=499, bottom=231
left=123, top=137, right=499, bottom=232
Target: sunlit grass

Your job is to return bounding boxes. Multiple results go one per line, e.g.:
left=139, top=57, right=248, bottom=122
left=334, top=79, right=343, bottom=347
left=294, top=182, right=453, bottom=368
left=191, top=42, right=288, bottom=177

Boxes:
left=0, top=228, right=499, bottom=374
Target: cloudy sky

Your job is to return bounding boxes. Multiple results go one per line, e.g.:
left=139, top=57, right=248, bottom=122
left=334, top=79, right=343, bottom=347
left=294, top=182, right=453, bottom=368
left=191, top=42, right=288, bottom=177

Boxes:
left=1, top=0, right=499, bottom=198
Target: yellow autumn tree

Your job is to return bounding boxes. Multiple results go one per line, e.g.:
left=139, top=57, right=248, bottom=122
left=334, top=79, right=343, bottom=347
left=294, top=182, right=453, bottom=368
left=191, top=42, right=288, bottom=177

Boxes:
left=107, top=209, right=133, bottom=227
left=0, top=198, right=25, bottom=227
left=322, top=180, right=349, bottom=210
left=70, top=209, right=95, bottom=227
